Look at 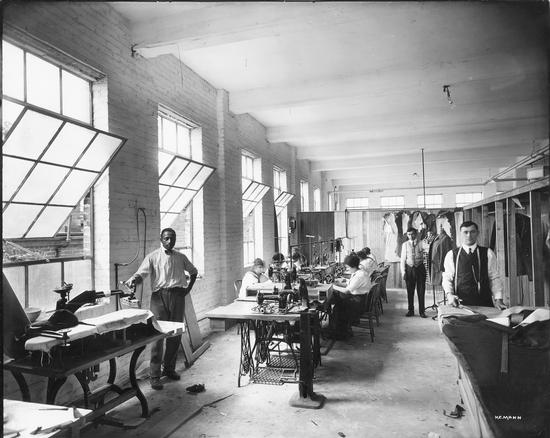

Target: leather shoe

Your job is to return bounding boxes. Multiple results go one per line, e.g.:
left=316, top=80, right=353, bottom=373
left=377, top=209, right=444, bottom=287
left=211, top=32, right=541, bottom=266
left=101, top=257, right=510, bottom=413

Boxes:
left=420, top=313, right=427, bottom=318
left=151, top=377, right=163, bottom=390
left=405, top=311, right=414, bottom=317
left=162, top=370, right=181, bottom=381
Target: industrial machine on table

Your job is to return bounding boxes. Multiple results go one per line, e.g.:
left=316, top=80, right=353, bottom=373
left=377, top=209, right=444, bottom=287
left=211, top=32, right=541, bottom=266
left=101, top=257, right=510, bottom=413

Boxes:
left=2, top=273, right=185, bottom=430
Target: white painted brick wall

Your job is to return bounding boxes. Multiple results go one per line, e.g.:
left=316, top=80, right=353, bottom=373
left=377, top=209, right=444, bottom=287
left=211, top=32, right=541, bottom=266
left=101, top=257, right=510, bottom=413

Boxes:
left=3, top=2, right=313, bottom=402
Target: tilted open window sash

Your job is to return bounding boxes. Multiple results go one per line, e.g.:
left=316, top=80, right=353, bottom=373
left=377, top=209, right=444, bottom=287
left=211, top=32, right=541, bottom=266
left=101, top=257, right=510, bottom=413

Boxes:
left=242, top=180, right=270, bottom=217
left=2, top=103, right=126, bottom=239
left=158, top=151, right=215, bottom=228
left=274, top=191, right=294, bottom=215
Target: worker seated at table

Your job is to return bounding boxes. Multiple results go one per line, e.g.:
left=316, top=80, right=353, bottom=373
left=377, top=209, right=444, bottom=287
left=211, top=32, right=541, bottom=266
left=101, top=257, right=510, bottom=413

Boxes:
left=291, top=251, right=306, bottom=271
left=324, top=253, right=371, bottom=339
left=357, top=247, right=377, bottom=276
left=239, top=258, right=272, bottom=298
left=271, top=252, right=288, bottom=269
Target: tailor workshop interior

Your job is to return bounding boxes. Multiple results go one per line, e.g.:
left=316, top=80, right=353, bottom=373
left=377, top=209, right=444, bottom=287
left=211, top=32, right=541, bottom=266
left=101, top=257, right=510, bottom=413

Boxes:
left=2, top=2, right=549, bottom=438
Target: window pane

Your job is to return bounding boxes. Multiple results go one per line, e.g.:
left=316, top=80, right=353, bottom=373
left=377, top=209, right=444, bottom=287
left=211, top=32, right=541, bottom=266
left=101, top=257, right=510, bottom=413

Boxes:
left=28, top=263, right=61, bottom=310
left=159, top=184, right=169, bottom=198
left=13, top=163, right=69, bottom=204
left=2, top=203, right=43, bottom=238
left=2, top=100, right=24, bottom=140
left=50, top=170, right=96, bottom=205
left=77, top=133, right=122, bottom=171
left=64, top=260, right=93, bottom=290
left=174, top=161, right=201, bottom=187
left=162, top=119, right=177, bottom=153
left=171, top=190, right=194, bottom=212
left=187, top=166, right=213, bottom=190
left=2, top=156, right=34, bottom=201
left=3, top=267, right=26, bottom=306
left=26, top=206, right=73, bottom=238
left=2, top=41, right=25, bottom=100
left=26, top=53, right=61, bottom=112
left=160, top=158, right=187, bottom=185
left=3, top=109, right=63, bottom=159
left=158, top=151, right=173, bottom=175
left=62, top=70, right=91, bottom=123
left=160, top=187, right=184, bottom=212
left=42, top=123, right=96, bottom=166
left=161, top=212, right=178, bottom=230
left=177, top=124, right=191, bottom=157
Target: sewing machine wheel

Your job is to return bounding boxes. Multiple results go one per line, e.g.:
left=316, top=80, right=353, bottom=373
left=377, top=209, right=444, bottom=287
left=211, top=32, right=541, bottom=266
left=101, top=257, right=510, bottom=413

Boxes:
left=324, top=274, right=334, bottom=284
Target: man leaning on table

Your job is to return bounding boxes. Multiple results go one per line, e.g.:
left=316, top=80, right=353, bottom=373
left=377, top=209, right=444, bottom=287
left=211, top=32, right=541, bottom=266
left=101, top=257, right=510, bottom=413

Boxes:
left=442, top=221, right=506, bottom=310
left=125, top=227, right=198, bottom=390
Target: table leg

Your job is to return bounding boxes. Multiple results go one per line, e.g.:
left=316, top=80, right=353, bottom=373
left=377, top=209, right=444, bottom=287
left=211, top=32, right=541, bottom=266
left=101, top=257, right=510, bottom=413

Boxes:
left=74, top=372, right=91, bottom=408
left=46, top=376, right=68, bottom=404
left=238, top=321, right=253, bottom=387
left=11, top=371, right=30, bottom=401
left=108, top=358, right=117, bottom=384
left=129, top=345, right=148, bottom=418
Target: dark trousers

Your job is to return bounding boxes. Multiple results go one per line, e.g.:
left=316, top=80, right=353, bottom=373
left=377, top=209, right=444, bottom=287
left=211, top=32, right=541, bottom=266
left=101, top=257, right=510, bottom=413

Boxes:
left=149, top=288, right=186, bottom=377
left=405, top=264, right=426, bottom=313
left=326, top=291, right=364, bottom=334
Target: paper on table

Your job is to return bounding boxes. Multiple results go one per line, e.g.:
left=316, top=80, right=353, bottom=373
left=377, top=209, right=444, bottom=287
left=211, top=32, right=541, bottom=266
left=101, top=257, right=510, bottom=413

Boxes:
left=485, top=316, right=510, bottom=327
left=516, top=308, right=550, bottom=327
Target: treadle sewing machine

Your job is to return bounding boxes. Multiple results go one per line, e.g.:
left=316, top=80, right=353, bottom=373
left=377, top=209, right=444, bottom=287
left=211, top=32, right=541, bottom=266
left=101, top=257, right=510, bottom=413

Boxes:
left=205, top=289, right=326, bottom=408
left=2, top=273, right=185, bottom=429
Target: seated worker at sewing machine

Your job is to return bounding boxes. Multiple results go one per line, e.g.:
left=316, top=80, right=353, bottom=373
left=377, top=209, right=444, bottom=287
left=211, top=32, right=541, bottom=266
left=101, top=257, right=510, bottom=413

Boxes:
left=357, top=247, right=377, bottom=276
left=325, top=253, right=371, bottom=339
left=269, top=252, right=289, bottom=282
left=239, top=258, right=273, bottom=298
left=291, top=251, right=306, bottom=271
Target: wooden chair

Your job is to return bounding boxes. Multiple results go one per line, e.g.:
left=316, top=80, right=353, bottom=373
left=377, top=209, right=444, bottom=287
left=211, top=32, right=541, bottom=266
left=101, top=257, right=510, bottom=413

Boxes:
left=352, top=283, right=380, bottom=342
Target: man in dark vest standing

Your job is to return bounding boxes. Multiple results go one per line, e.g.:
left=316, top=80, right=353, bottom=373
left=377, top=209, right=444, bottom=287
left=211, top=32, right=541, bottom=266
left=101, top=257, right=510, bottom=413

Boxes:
left=443, top=221, right=506, bottom=309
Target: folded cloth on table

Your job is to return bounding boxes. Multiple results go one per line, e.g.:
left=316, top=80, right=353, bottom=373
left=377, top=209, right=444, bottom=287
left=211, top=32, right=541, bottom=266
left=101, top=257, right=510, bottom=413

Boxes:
left=25, top=309, right=153, bottom=353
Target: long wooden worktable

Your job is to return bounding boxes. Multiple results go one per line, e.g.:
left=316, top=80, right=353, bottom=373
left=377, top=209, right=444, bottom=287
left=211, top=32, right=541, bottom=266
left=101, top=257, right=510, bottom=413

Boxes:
left=205, top=300, right=326, bottom=409
left=438, top=305, right=550, bottom=438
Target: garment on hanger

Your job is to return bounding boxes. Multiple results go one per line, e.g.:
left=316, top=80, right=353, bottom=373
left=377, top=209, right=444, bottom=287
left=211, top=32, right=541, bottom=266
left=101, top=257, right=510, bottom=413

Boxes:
left=430, top=230, right=454, bottom=286
left=395, top=210, right=411, bottom=259
left=424, top=213, right=437, bottom=235
left=410, top=210, right=429, bottom=240
left=516, top=212, right=532, bottom=280
left=383, top=213, right=400, bottom=262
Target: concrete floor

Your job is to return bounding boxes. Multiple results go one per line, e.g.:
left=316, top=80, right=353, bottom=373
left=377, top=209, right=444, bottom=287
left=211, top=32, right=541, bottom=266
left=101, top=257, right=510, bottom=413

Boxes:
left=83, top=289, right=471, bottom=438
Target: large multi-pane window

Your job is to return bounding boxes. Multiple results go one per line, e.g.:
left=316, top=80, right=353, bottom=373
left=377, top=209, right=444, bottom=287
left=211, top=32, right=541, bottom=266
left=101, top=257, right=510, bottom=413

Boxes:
left=241, top=152, right=267, bottom=266
left=346, top=197, right=369, bottom=209
left=456, top=192, right=483, bottom=207
left=158, top=108, right=214, bottom=262
left=313, top=187, right=321, bottom=211
left=380, top=196, right=405, bottom=209
left=417, top=194, right=442, bottom=209
left=273, top=167, right=292, bottom=254
left=300, top=180, right=309, bottom=212
left=2, top=39, right=124, bottom=309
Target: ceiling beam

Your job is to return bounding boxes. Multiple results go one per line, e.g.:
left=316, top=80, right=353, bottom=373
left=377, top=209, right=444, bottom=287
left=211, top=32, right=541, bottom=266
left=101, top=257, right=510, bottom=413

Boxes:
left=310, top=145, right=528, bottom=172
left=131, top=3, right=363, bottom=56
left=230, top=50, right=544, bottom=114
left=267, top=103, right=546, bottom=144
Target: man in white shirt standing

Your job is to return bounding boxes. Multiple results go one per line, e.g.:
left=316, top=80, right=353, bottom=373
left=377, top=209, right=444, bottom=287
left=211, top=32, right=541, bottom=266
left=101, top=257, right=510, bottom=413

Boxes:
left=126, top=228, right=198, bottom=390
left=442, top=221, right=506, bottom=310
left=400, top=227, right=427, bottom=317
